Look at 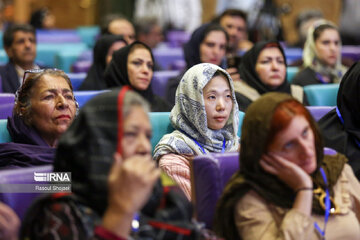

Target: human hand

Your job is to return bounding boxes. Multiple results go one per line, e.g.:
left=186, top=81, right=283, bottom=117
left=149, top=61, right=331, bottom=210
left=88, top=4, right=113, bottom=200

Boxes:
left=107, top=152, right=160, bottom=215
left=260, top=152, right=313, bottom=191
left=0, top=202, right=20, bottom=240
left=226, top=67, right=241, bottom=82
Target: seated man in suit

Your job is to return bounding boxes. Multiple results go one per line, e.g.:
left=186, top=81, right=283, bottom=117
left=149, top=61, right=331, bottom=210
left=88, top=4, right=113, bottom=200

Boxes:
left=1, top=24, right=39, bottom=93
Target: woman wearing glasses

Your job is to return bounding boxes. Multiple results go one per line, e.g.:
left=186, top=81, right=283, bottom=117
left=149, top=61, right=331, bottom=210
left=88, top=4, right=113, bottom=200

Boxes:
left=0, top=69, right=77, bottom=168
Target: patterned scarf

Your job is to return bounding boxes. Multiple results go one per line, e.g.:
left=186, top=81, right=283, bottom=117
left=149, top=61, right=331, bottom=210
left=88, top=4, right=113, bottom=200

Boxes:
left=153, top=63, right=239, bottom=160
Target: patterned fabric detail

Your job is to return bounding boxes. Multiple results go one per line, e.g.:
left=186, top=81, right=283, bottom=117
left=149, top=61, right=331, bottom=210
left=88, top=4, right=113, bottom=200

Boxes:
left=154, top=63, right=239, bottom=160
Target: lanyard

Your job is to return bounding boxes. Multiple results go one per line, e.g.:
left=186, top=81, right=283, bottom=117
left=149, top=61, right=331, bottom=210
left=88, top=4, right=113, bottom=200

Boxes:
left=193, top=138, right=226, bottom=154
left=315, top=73, right=328, bottom=84
left=335, top=107, right=360, bottom=147
left=315, top=71, right=342, bottom=84
left=314, top=167, right=330, bottom=239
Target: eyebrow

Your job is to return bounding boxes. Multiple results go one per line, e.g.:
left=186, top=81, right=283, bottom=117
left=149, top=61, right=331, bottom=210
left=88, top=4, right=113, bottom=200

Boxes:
left=43, top=88, right=72, bottom=94
left=205, top=88, right=231, bottom=94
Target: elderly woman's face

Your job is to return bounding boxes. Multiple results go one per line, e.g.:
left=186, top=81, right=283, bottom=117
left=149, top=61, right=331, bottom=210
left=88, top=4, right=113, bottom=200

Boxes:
left=29, top=75, right=76, bottom=146
left=121, top=106, right=152, bottom=159
left=127, top=47, right=154, bottom=91
left=315, top=28, right=340, bottom=68
left=267, top=116, right=317, bottom=174
left=255, top=47, right=286, bottom=89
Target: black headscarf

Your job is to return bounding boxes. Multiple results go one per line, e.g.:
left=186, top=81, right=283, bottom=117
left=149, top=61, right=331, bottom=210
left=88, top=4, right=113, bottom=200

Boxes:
left=239, top=40, right=291, bottom=95
left=318, top=62, right=360, bottom=179
left=215, top=92, right=346, bottom=240
left=54, top=88, right=162, bottom=216
left=104, top=41, right=155, bottom=102
left=183, top=23, right=228, bottom=69
left=79, top=35, right=127, bottom=90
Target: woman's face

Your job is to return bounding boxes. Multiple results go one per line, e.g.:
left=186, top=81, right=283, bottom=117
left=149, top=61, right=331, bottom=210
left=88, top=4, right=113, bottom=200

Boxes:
left=203, top=74, right=233, bottom=130
left=255, top=47, right=286, bottom=89
left=267, top=116, right=317, bottom=174
left=106, top=41, right=127, bottom=65
left=315, top=28, right=340, bottom=67
left=127, top=47, right=154, bottom=91
left=199, top=30, right=227, bottom=66
left=29, top=75, right=77, bottom=146
left=121, top=106, right=152, bottom=159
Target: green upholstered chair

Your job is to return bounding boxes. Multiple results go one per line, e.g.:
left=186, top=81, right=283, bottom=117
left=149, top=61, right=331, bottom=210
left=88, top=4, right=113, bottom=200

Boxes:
left=286, top=66, right=299, bottom=83
left=304, top=84, right=339, bottom=106
left=0, top=119, right=11, bottom=143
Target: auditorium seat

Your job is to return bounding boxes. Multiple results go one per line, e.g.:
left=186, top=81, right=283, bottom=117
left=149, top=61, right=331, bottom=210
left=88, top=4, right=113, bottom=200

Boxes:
left=67, top=72, right=87, bottom=90
left=303, top=84, right=339, bottom=106
left=0, top=165, right=53, bottom=220
left=73, top=90, right=106, bottom=108
left=191, top=152, right=239, bottom=229
left=152, top=70, right=180, bottom=97
left=153, top=47, right=184, bottom=70
left=0, top=93, right=15, bottom=119
left=286, top=66, right=299, bottom=82
left=306, top=106, right=334, bottom=121
left=0, top=119, right=11, bottom=143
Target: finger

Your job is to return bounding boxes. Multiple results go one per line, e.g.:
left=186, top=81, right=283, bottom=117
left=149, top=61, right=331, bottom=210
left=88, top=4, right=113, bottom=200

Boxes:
left=259, top=159, right=278, bottom=175
left=113, top=152, right=123, bottom=165
left=262, top=154, right=282, bottom=169
left=268, top=152, right=296, bottom=169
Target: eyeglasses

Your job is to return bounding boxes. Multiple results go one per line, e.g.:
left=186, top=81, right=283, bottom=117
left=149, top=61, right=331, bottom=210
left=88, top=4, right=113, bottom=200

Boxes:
left=22, top=68, right=59, bottom=85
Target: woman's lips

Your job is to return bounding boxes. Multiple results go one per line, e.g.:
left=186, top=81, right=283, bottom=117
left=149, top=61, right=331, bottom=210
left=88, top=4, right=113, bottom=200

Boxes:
left=56, top=115, right=71, bottom=120
left=214, top=116, right=226, bottom=122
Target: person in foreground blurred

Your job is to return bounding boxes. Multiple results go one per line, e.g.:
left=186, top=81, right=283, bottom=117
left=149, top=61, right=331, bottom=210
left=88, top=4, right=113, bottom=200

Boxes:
left=20, top=88, right=204, bottom=239
left=0, top=202, right=20, bottom=240
left=104, top=41, right=171, bottom=112
left=318, top=62, right=360, bottom=180
left=292, top=20, right=347, bottom=86
left=215, top=92, right=360, bottom=240
left=0, top=69, right=77, bottom=168
left=79, top=35, right=127, bottom=90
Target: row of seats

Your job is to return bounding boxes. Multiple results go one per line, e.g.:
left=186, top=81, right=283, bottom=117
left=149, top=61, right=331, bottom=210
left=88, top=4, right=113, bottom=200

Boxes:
left=0, top=106, right=335, bottom=147
left=0, top=82, right=338, bottom=120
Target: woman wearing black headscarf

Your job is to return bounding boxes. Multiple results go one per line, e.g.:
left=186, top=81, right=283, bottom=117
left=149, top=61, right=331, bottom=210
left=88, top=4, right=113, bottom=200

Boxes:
left=104, top=41, right=171, bottom=112
left=215, top=92, right=360, bottom=240
left=164, top=23, right=239, bottom=107
left=79, top=35, right=127, bottom=90
left=318, top=62, right=360, bottom=180
left=235, top=41, right=307, bottom=110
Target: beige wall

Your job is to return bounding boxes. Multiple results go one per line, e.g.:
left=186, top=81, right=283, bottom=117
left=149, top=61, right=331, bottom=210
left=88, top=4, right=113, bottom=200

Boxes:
left=13, top=0, right=98, bottom=28
left=274, top=0, right=342, bottom=45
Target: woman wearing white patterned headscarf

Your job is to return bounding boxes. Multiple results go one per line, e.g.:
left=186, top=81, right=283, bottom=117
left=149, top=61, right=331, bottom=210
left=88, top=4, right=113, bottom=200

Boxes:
left=153, top=63, right=240, bottom=199
left=292, top=20, right=347, bottom=87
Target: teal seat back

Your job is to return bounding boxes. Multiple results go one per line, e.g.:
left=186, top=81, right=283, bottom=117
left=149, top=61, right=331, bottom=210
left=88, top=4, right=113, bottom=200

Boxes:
left=304, top=84, right=339, bottom=106
left=150, top=111, right=245, bottom=150
left=287, top=66, right=299, bottom=83
left=0, top=119, right=11, bottom=143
